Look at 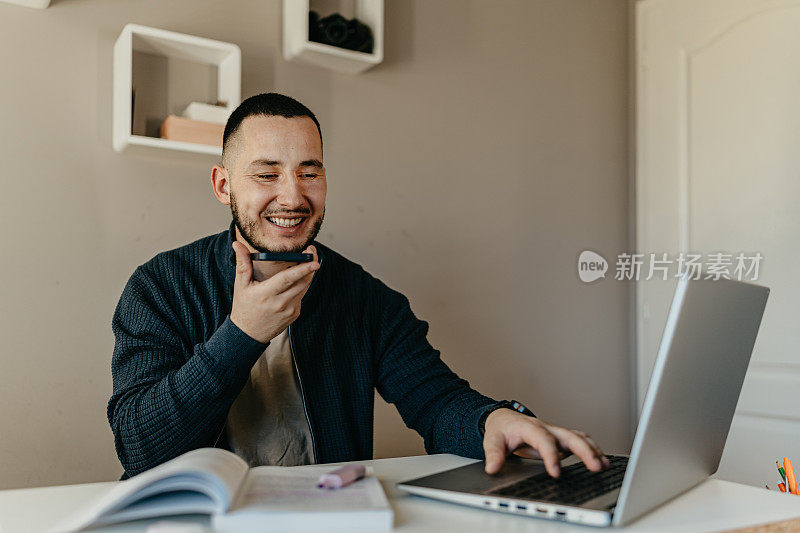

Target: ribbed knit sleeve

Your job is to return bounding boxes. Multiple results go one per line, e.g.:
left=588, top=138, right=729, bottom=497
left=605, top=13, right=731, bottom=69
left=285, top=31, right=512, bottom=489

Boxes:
left=107, top=265, right=267, bottom=477
left=372, top=276, right=498, bottom=459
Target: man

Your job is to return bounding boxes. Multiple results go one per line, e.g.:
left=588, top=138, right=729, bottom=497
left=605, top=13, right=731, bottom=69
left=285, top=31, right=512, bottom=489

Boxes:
left=108, top=93, right=609, bottom=480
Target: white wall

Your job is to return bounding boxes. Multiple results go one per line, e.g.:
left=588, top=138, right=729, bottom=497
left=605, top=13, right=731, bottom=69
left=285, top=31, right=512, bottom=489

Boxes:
left=0, top=0, right=631, bottom=489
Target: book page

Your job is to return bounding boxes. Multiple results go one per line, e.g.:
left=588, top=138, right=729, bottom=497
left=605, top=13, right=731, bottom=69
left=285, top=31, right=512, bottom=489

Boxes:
left=48, top=448, right=249, bottom=532
left=230, top=469, right=389, bottom=513
left=149, top=448, right=249, bottom=502
left=109, top=448, right=249, bottom=512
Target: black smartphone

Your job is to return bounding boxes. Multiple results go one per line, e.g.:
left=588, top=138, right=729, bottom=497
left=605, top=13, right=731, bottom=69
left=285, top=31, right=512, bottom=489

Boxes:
left=250, top=252, right=313, bottom=262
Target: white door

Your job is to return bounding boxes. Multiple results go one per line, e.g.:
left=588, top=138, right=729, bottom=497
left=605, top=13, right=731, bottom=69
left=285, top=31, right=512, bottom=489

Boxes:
left=636, top=0, right=800, bottom=487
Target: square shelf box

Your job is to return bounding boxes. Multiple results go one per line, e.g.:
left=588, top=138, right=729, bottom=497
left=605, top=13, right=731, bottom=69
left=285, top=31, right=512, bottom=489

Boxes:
left=283, top=0, right=383, bottom=74
left=113, top=24, right=241, bottom=156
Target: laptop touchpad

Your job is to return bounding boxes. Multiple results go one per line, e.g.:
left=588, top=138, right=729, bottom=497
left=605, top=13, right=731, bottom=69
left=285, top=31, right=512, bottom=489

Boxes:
left=401, top=457, right=549, bottom=494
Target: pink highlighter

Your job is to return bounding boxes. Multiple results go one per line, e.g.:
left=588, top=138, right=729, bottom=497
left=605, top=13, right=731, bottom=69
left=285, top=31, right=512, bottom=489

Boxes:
left=317, top=464, right=368, bottom=489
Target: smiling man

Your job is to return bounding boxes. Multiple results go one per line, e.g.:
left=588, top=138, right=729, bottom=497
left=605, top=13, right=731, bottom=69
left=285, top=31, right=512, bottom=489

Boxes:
left=108, top=93, right=608, bottom=479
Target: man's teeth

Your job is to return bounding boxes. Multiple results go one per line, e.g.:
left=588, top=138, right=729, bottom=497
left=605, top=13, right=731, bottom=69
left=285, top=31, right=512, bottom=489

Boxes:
left=268, top=217, right=304, bottom=228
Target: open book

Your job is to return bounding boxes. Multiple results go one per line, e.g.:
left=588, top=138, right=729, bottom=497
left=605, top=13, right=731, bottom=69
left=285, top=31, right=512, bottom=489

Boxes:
left=50, top=448, right=393, bottom=532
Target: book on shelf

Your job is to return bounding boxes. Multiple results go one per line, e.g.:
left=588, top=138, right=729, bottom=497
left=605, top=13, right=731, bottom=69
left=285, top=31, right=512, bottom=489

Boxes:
left=159, top=115, right=224, bottom=147
left=182, top=101, right=231, bottom=124
left=49, top=448, right=393, bottom=533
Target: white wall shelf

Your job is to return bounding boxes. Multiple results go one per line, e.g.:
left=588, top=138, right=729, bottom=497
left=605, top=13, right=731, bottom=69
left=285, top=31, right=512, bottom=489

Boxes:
left=283, top=0, right=383, bottom=74
left=0, top=0, right=50, bottom=8
left=113, top=24, right=241, bottom=156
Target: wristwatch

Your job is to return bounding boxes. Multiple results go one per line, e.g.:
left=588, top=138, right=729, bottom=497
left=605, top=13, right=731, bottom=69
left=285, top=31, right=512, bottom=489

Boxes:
left=478, top=400, right=536, bottom=435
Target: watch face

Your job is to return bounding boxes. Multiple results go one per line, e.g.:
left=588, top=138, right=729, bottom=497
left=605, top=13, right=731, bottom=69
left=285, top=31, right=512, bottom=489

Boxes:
left=510, top=401, right=535, bottom=418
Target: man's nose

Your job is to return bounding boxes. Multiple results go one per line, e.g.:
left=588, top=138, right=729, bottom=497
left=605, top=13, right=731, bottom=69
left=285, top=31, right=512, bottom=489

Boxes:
left=275, top=175, right=305, bottom=208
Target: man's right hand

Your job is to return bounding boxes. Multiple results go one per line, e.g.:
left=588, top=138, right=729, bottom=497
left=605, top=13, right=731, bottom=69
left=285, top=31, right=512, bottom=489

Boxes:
left=229, top=241, right=320, bottom=344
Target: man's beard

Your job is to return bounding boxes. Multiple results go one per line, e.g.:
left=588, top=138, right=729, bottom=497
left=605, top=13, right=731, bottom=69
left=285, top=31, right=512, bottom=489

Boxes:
left=230, top=191, right=324, bottom=253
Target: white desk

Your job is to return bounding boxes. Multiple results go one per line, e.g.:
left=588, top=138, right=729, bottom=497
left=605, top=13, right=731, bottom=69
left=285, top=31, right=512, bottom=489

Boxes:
left=2, top=454, right=800, bottom=533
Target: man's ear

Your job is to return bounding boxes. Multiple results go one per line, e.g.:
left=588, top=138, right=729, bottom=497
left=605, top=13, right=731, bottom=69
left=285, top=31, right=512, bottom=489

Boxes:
left=211, top=164, right=232, bottom=205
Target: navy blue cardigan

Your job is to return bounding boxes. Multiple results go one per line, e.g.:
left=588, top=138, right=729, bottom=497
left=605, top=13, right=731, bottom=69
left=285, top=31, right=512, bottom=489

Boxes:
left=108, top=223, right=499, bottom=478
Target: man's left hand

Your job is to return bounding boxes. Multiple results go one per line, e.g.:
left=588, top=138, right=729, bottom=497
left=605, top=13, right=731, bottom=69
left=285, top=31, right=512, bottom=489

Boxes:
left=482, top=408, right=610, bottom=477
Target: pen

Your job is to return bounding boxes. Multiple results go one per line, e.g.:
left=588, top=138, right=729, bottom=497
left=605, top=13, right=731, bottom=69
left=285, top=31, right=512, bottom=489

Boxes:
left=783, top=457, right=798, bottom=495
left=317, top=464, right=369, bottom=489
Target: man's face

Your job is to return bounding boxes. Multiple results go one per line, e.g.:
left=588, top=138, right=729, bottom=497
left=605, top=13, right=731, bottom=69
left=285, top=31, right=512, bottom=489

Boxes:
left=226, top=115, right=326, bottom=253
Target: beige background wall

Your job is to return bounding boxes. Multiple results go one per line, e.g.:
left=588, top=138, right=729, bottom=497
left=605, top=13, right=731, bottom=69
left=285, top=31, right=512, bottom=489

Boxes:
left=0, top=0, right=630, bottom=489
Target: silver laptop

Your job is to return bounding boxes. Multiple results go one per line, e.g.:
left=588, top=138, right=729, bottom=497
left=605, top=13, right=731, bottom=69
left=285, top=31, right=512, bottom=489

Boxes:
left=397, top=277, right=769, bottom=527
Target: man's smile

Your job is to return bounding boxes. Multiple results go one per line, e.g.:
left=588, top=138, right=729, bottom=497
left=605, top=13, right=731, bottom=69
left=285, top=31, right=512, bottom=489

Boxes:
left=265, top=215, right=308, bottom=231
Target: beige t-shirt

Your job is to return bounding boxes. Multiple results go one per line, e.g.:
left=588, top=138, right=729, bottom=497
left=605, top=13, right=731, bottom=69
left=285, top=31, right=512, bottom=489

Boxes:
left=225, top=327, right=316, bottom=467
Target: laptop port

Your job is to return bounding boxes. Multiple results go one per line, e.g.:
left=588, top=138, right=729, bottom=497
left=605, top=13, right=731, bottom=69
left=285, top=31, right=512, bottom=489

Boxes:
left=516, top=504, right=527, bottom=511
left=536, top=507, right=548, bottom=514
left=555, top=510, right=567, bottom=520
left=498, top=502, right=510, bottom=508
left=483, top=500, right=492, bottom=506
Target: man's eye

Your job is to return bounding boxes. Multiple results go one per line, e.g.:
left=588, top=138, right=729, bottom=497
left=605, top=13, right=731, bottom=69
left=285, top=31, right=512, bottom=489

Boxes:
left=256, top=174, right=279, bottom=179
left=301, top=173, right=318, bottom=179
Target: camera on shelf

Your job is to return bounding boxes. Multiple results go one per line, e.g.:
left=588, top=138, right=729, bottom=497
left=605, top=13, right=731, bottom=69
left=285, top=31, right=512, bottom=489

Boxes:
left=308, top=10, right=374, bottom=54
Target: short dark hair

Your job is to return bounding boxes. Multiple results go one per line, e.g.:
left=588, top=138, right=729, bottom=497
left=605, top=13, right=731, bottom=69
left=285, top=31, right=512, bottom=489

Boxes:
left=222, top=92, right=322, bottom=166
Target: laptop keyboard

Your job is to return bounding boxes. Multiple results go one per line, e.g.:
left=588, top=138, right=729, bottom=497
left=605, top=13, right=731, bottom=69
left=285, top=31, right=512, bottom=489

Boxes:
left=488, top=455, right=628, bottom=505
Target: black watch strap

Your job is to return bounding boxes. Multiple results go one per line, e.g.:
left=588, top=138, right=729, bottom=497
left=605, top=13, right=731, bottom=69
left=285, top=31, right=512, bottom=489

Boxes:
left=478, top=400, right=536, bottom=435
